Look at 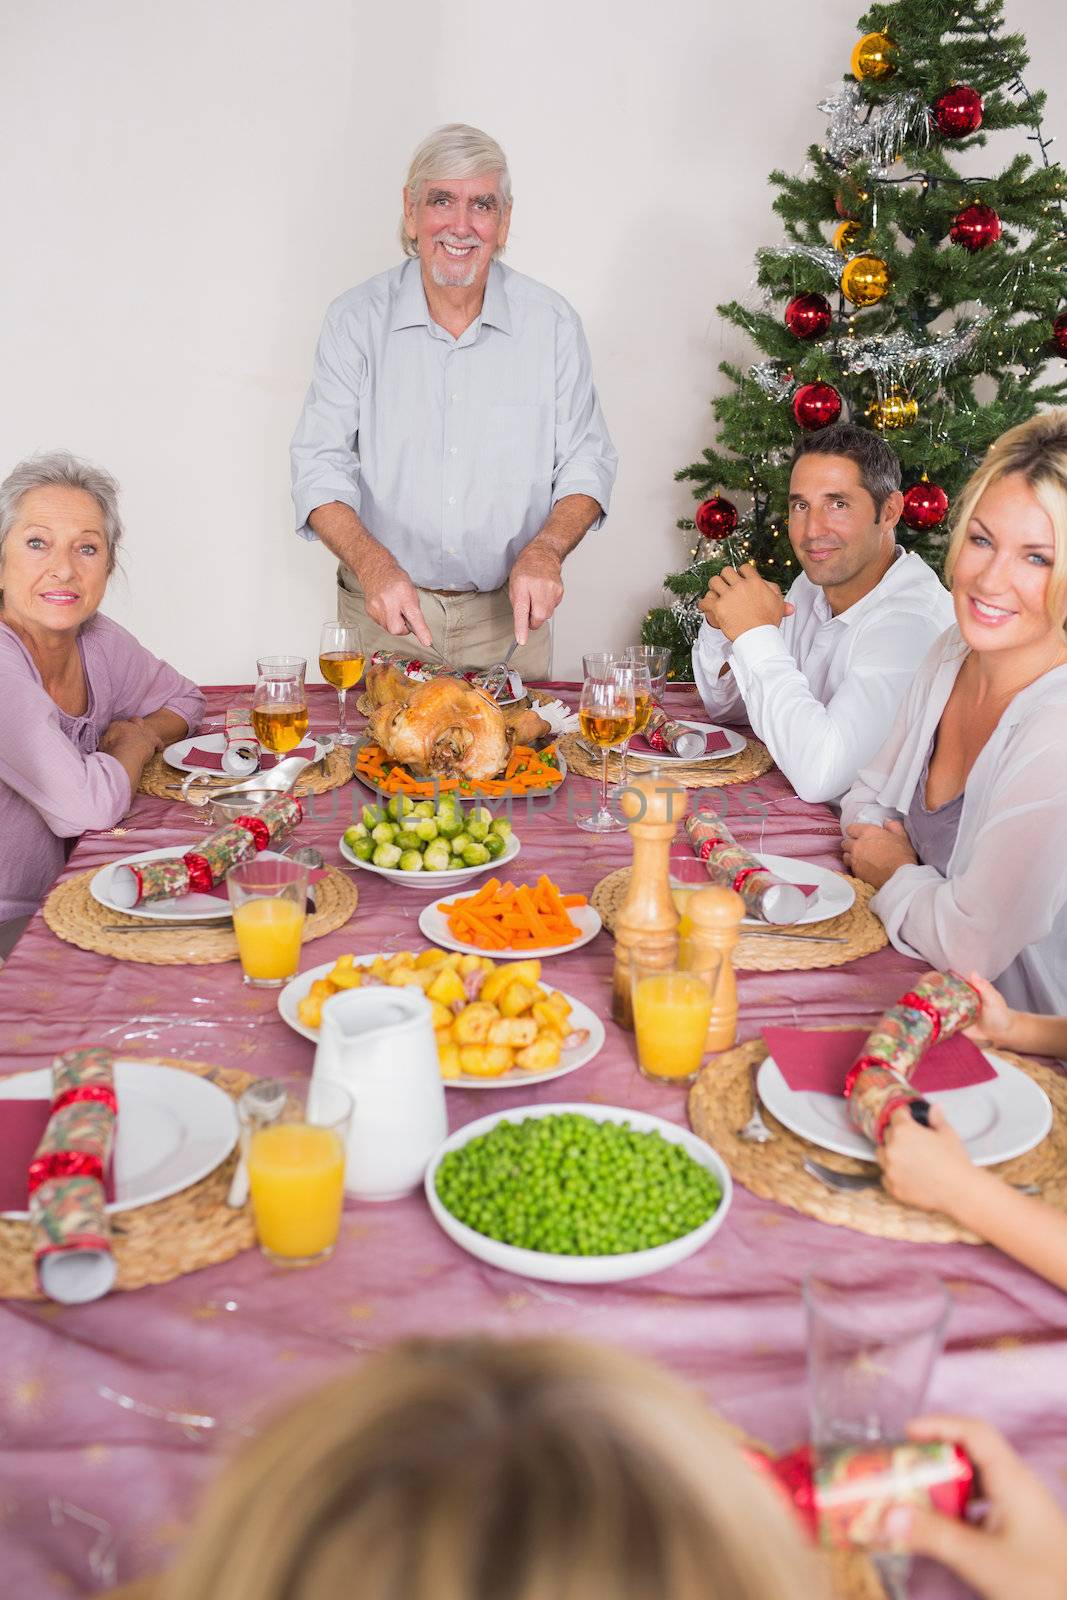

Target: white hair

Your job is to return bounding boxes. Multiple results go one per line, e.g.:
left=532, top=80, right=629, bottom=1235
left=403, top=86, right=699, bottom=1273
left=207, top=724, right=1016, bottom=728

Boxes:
left=400, top=123, right=512, bottom=258
left=0, top=451, right=123, bottom=574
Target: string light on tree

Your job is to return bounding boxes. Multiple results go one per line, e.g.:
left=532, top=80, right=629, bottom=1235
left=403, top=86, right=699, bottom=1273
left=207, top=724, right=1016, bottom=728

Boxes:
left=850, top=31, right=896, bottom=81
left=841, top=254, right=891, bottom=306
left=932, top=84, right=984, bottom=138
left=784, top=293, right=833, bottom=340
left=901, top=475, right=950, bottom=530
left=950, top=203, right=1002, bottom=252
left=792, top=382, right=843, bottom=430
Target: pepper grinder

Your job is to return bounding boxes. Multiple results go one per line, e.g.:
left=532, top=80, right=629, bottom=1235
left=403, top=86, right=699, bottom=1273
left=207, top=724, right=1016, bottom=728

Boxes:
left=612, top=772, right=688, bottom=1029
left=686, top=885, right=745, bottom=1052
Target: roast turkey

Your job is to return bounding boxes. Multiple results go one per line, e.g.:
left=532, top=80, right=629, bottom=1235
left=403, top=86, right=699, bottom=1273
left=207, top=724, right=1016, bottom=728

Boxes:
left=364, top=664, right=549, bottom=781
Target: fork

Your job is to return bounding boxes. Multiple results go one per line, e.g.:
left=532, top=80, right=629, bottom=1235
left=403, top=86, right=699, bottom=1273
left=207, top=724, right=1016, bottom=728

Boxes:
left=803, top=1157, right=1040, bottom=1197
left=736, top=1059, right=776, bottom=1143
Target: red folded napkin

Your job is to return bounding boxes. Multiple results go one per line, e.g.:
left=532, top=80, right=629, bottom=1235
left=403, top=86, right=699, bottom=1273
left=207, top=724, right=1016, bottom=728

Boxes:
left=761, top=1027, right=997, bottom=1096
left=630, top=726, right=733, bottom=757
left=184, top=743, right=317, bottom=772
left=668, top=848, right=817, bottom=896
left=0, top=1101, right=115, bottom=1211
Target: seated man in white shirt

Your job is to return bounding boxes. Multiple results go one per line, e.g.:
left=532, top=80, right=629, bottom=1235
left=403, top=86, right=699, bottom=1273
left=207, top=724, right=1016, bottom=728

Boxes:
left=691, top=423, right=954, bottom=804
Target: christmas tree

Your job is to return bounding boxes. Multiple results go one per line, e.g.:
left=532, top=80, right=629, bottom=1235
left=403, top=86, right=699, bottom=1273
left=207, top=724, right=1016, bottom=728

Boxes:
left=644, top=0, right=1067, bottom=681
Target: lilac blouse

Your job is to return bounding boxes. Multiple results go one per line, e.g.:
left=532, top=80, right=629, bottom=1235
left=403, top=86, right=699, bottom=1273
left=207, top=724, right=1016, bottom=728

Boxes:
left=0, top=614, right=204, bottom=922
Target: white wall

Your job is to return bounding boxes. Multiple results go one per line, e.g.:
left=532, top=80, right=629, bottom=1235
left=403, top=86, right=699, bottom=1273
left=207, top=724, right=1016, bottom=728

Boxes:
left=2, top=0, right=1063, bottom=681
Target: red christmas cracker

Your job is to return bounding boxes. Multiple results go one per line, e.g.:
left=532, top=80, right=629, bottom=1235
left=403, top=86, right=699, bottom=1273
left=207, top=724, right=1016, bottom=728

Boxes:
left=29, top=1048, right=118, bottom=1304
left=845, top=971, right=981, bottom=1144
left=114, top=794, right=302, bottom=906
left=683, top=811, right=808, bottom=924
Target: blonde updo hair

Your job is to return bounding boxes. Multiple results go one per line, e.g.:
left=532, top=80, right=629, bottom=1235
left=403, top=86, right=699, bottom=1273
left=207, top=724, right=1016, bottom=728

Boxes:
left=945, top=408, right=1067, bottom=630
left=400, top=123, right=512, bottom=258
left=162, top=1337, right=821, bottom=1600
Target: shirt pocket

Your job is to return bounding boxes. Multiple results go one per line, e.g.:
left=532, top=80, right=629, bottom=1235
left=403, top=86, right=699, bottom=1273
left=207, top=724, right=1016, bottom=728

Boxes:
left=478, top=402, right=553, bottom=487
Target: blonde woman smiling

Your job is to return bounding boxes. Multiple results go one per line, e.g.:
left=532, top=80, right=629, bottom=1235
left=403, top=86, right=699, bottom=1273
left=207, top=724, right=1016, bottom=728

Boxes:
left=842, top=411, right=1067, bottom=1013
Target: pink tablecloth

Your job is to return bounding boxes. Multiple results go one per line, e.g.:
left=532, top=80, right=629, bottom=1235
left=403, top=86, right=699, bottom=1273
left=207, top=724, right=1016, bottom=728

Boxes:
left=1, top=683, right=1065, bottom=1599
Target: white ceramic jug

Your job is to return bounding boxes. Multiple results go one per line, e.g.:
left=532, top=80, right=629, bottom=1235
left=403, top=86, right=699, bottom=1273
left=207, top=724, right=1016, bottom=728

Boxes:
left=311, top=985, right=448, bottom=1201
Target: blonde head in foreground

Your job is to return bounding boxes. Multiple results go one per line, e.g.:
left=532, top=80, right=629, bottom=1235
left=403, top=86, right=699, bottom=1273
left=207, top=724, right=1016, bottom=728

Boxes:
left=163, top=1336, right=821, bottom=1600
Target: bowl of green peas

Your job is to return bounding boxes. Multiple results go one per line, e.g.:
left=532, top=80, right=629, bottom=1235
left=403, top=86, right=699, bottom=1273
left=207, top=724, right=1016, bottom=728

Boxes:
left=426, top=1104, right=732, bottom=1283
left=339, top=793, right=521, bottom=888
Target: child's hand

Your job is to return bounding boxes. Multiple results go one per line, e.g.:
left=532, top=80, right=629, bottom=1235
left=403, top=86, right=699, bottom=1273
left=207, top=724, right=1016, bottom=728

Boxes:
left=963, top=972, right=1016, bottom=1049
left=878, top=1104, right=977, bottom=1217
left=883, top=1415, right=1067, bottom=1600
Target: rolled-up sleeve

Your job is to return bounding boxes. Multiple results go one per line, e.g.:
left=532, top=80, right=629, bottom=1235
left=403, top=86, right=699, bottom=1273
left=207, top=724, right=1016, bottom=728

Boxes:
left=290, top=303, right=368, bottom=540
left=550, top=312, right=617, bottom=525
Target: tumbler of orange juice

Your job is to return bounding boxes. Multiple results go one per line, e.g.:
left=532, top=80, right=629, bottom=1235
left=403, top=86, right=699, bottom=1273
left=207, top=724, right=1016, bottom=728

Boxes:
left=238, top=1078, right=352, bottom=1266
left=227, top=857, right=308, bottom=987
left=631, top=949, right=720, bottom=1083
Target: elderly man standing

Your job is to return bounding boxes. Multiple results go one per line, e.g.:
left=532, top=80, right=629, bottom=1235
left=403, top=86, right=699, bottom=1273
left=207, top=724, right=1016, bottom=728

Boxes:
left=290, top=124, right=617, bottom=677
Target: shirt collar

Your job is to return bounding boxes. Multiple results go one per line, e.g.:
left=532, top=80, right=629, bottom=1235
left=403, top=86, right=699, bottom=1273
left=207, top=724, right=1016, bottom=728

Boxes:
left=812, top=546, right=906, bottom=628
left=389, top=259, right=512, bottom=336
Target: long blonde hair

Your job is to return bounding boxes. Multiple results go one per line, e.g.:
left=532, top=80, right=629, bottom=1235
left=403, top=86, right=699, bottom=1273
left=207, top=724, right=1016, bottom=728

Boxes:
left=163, top=1337, right=821, bottom=1600
left=945, top=408, right=1067, bottom=630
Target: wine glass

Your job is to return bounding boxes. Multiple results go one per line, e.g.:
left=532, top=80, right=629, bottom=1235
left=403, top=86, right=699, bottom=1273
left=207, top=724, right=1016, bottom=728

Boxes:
left=576, top=662, right=636, bottom=833
left=614, top=658, right=653, bottom=793
left=627, top=644, right=670, bottom=701
left=252, top=665, right=310, bottom=755
left=319, top=622, right=364, bottom=747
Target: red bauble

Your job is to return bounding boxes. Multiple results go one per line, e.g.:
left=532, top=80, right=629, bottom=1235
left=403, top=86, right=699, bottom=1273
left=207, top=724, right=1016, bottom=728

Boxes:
left=901, top=479, right=950, bottom=531
left=1052, top=311, right=1067, bottom=355
left=950, top=203, right=1001, bottom=252
left=695, top=495, right=739, bottom=540
left=792, top=382, right=842, bottom=431
left=932, top=84, right=983, bottom=138
left=784, top=293, right=833, bottom=340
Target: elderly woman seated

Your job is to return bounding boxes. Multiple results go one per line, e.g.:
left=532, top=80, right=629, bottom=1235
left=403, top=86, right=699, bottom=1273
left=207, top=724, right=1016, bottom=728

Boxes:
left=842, top=410, right=1067, bottom=1015
left=0, top=452, right=204, bottom=954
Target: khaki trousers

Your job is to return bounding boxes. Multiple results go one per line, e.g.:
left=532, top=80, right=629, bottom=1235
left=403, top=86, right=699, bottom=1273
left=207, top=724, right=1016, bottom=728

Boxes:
left=337, top=568, right=553, bottom=680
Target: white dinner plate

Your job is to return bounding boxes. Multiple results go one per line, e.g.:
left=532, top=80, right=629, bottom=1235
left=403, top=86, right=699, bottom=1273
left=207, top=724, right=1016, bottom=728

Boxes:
left=627, top=720, right=747, bottom=765
left=425, top=1103, right=733, bottom=1284
left=163, top=731, right=333, bottom=774
left=669, top=852, right=856, bottom=929
left=0, top=1061, right=238, bottom=1219
left=277, top=957, right=605, bottom=1089
left=418, top=897, right=602, bottom=961
left=756, top=1050, right=1053, bottom=1166
left=90, top=845, right=235, bottom=922
left=339, top=829, right=521, bottom=889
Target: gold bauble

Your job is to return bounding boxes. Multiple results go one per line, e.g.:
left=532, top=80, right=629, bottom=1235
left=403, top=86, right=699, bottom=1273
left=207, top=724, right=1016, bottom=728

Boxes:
left=850, top=31, right=896, bottom=81
left=841, top=253, right=890, bottom=306
left=833, top=219, right=862, bottom=255
left=866, top=390, right=919, bottom=431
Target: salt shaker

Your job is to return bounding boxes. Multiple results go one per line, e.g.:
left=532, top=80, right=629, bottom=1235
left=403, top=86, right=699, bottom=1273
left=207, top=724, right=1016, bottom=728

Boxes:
left=686, top=885, right=745, bottom=1052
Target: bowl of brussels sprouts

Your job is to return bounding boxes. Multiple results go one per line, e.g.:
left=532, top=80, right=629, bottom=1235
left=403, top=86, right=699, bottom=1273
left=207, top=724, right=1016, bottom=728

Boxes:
left=339, top=793, right=520, bottom=887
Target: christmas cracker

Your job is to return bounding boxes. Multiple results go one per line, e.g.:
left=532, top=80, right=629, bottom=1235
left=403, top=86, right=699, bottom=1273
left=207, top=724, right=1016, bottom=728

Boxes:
left=643, top=705, right=707, bottom=759
left=110, top=793, right=302, bottom=907
left=222, top=704, right=259, bottom=777
left=684, top=811, right=808, bottom=924
left=29, top=1048, right=117, bottom=1304
left=845, top=970, right=981, bottom=1144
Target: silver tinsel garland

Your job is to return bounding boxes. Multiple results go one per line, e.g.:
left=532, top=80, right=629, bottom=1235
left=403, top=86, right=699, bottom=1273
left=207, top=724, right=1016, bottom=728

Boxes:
left=838, top=316, right=991, bottom=381
left=757, top=242, right=842, bottom=297
left=749, top=361, right=797, bottom=401
left=817, top=81, right=930, bottom=174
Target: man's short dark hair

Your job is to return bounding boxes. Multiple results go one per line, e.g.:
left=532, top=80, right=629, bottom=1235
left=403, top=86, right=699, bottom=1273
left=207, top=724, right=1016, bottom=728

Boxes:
left=790, top=423, right=902, bottom=517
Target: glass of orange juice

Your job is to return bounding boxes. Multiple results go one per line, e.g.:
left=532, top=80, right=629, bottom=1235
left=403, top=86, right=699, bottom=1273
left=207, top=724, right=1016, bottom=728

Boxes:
left=630, top=948, right=720, bottom=1083
left=239, top=1078, right=352, bottom=1266
left=227, top=857, right=308, bottom=987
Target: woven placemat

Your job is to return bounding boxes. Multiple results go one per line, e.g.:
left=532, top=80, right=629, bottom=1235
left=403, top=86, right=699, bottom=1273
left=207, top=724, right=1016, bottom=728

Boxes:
left=42, top=866, right=358, bottom=965
left=139, top=746, right=354, bottom=801
left=558, top=731, right=774, bottom=789
left=590, top=869, right=887, bottom=971
left=0, top=1056, right=256, bottom=1300
left=688, top=1037, right=1067, bottom=1243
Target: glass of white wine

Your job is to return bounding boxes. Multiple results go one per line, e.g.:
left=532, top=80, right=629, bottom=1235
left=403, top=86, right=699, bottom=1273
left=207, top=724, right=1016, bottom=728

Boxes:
left=318, top=622, right=365, bottom=747
left=252, top=665, right=310, bottom=756
left=614, top=657, right=654, bottom=793
left=575, top=661, right=636, bottom=833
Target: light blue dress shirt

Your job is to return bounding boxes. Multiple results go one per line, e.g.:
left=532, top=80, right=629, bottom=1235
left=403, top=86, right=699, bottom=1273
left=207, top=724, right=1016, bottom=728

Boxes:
left=290, top=259, right=618, bottom=593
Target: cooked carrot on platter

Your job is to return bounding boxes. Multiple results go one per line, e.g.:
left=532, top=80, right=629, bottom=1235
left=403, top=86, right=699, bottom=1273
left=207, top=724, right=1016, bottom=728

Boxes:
left=355, top=743, right=562, bottom=799
left=439, top=876, right=588, bottom=951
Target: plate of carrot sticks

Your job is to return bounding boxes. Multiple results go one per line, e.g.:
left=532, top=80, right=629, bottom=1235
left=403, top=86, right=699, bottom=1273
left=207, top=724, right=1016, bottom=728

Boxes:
left=354, top=741, right=567, bottom=800
left=418, top=875, right=602, bottom=960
